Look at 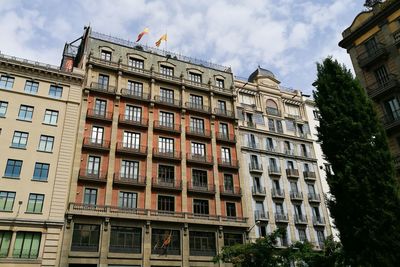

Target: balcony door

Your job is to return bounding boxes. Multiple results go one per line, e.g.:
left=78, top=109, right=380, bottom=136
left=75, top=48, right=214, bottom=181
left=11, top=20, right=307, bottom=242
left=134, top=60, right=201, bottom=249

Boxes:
left=224, top=174, right=233, bottom=192
left=190, top=117, right=205, bottom=133
left=160, top=111, right=174, bottom=127
left=125, top=105, right=141, bottom=122
left=158, top=137, right=174, bottom=154
left=91, top=126, right=104, bottom=145
left=98, top=74, right=109, bottom=89
left=121, top=160, right=139, bottom=180
left=191, top=142, right=205, bottom=157
left=87, top=156, right=101, bottom=176
left=221, top=148, right=231, bottom=164
left=255, top=201, right=264, bottom=214
left=219, top=123, right=228, bottom=137
left=123, top=131, right=140, bottom=149
left=94, top=99, right=107, bottom=116
left=384, top=97, right=400, bottom=121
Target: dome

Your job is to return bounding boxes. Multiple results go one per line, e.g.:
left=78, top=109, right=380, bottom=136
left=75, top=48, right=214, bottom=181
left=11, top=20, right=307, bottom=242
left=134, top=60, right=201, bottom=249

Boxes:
left=248, top=66, right=277, bottom=83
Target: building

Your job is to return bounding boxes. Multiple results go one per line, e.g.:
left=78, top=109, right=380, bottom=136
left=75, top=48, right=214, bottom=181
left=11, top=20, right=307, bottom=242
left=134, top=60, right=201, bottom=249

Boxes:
left=339, top=1, right=400, bottom=174
left=235, top=67, right=332, bottom=248
left=0, top=54, right=84, bottom=267
left=59, top=27, right=248, bottom=267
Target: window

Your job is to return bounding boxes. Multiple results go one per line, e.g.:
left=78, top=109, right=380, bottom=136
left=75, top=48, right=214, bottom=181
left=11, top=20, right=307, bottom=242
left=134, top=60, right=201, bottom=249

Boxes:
left=11, top=131, right=28, bottom=149
left=158, top=165, right=174, bottom=183
left=84, top=188, right=97, bottom=205
left=33, top=163, right=49, bottom=181
left=217, top=100, right=226, bottom=111
left=285, top=120, right=295, bottom=131
left=275, top=203, right=284, bottom=215
left=192, top=169, right=207, bottom=187
left=221, top=147, right=231, bottom=163
left=189, top=94, right=203, bottom=107
left=250, top=155, right=260, bottom=169
left=127, top=81, right=143, bottom=97
left=191, top=142, right=205, bottom=156
left=298, top=229, right=307, bottom=242
left=364, top=37, right=378, bottom=55
left=240, top=94, right=255, bottom=105
left=284, top=141, right=293, bottom=155
left=224, top=233, right=243, bottom=247
left=24, top=81, right=39, bottom=94
left=119, top=192, right=137, bottom=209
left=313, top=110, right=320, bottom=120
left=120, top=160, right=139, bottom=179
left=0, top=231, right=12, bottom=257
left=290, top=181, right=299, bottom=194
left=18, top=105, right=34, bottom=121
left=374, top=65, right=390, bottom=85
left=128, top=58, right=144, bottom=69
left=100, top=50, right=111, bottom=61
left=193, top=199, right=209, bottom=215
left=216, top=78, right=224, bottom=88
left=160, top=65, right=174, bottom=76
left=152, top=229, right=180, bottom=255
left=189, top=72, right=202, bottom=83
left=123, top=132, right=140, bottom=149
left=269, top=158, right=279, bottom=172
left=4, top=159, right=22, bottom=178
left=12, top=232, right=41, bottom=258
left=286, top=104, right=300, bottom=118
left=0, top=191, right=15, bottom=211
left=38, top=135, right=54, bottom=152
left=26, top=194, right=44, bottom=213
left=224, top=174, right=233, bottom=192
left=48, top=85, right=62, bottom=98
left=43, top=110, right=58, bottom=125
left=91, top=126, right=104, bottom=144
left=0, top=76, right=14, bottom=89
left=384, top=97, right=400, bottom=121
left=71, top=224, right=100, bottom=252
left=219, top=123, right=228, bottom=137
left=160, top=88, right=174, bottom=103
left=160, top=111, right=174, bottom=127
left=98, top=74, right=109, bottom=89
left=158, top=137, right=174, bottom=153
left=110, top=226, right=142, bottom=253
left=158, top=195, right=174, bottom=212
left=308, top=184, right=316, bottom=195
left=125, top=105, right=142, bottom=122
left=189, top=231, right=216, bottom=256
left=266, top=99, right=279, bottom=116
left=0, top=101, right=8, bottom=117
left=266, top=137, right=274, bottom=151
left=226, top=202, right=236, bottom=217
left=190, top=117, right=205, bottom=133
left=87, top=156, right=101, bottom=175
left=316, top=230, right=325, bottom=246
left=287, top=160, right=295, bottom=170
left=94, top=99, right=107, bottom=116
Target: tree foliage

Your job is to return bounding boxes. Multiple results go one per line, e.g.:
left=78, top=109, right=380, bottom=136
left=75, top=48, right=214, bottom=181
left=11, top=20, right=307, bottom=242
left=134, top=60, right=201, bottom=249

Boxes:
left=313, top=58, right=400, bottom=266
left=364, top=0, right=382, bottom=8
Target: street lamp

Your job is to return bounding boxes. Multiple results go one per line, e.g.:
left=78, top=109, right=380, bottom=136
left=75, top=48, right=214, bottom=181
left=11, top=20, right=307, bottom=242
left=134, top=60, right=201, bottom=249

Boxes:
left=246, top=220, right=260, bottom=241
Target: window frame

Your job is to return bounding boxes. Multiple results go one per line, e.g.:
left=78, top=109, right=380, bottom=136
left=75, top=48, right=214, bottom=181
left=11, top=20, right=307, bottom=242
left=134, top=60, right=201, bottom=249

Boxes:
left=4, top=159, right=23, bottom=178
left=24, top=81, right=39, bottom=94
left=43, top=110, right=59, bottom=125
left=38, top=135, right=54, bottom=152
left=11, top=131, right=29, bottom=149
left=32, top=162, right=50, bottom=181
left=26, top=193, right=44, bottom=213
left=0, top=191, right=16, bottom=211
left=0, top=75, right=14, bottom=90
left=18, top=105, right=34, bottom=121
left=48, top=85, right=63, bottom=98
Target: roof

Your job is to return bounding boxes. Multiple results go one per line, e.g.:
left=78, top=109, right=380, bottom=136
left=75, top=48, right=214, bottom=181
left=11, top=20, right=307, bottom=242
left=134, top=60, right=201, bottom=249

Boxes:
left=248, top=66, right=278, bottom=83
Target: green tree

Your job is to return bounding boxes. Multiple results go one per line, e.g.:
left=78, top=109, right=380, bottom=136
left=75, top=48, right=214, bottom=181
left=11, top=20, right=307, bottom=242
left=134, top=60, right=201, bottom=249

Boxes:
left=313, top=58, right=400, bottom=266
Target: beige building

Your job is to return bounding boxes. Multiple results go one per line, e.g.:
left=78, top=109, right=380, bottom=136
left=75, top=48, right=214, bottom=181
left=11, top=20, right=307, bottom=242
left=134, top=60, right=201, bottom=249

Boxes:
left=0, top=54, right=84, bottom=266
left=235, top=68, right=332, bottom=248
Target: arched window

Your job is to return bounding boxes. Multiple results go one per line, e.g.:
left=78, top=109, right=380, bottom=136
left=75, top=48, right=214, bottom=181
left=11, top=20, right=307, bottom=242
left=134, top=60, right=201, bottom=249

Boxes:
left=266, top=99, right=279, bottom=116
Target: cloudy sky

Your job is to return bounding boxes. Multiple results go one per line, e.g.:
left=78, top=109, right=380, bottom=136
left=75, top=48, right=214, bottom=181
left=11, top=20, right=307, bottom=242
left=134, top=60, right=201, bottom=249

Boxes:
left=0, top=0, right=366, bottom=94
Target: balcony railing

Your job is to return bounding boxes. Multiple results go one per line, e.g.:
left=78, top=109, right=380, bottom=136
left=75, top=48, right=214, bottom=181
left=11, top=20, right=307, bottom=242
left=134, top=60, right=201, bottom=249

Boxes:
left=312, top=216, right=325, bottom=226
left=184, top=79, right=210, bottom=90
left=152, top=148, right=181, bottom=160
left=290, top=191, right=303, bottom=200
left=308, top=193, right=321, bottom=202
left=113, top=173, right=146, bottom=187
left=71, top=244, right=99, bottom=252
left=252, top=186, right=266, bottom=196
left=357, top=44, right=388, bottom=68
left=217, top=158, right=239, bottom=169
left=119, top=63, right=151, bottom=76
left=185, top=102, right=211, bottom=113
left=268, top=166, right=281, bottom=176
left=154, top=95, right=181, bottom=107
left=187, top=182, right=216, bottom=194
left=187, top=213, right=219, bottom=221
left=249, top=162, right=263, bottom=172
left=150, top=209, right=185, bottom=218
left=152, top=178, right=182, bottom=191
left=109, top=245, right=141, bottom=254
left=216, top=132, right=236, bottom=143
left=89, top=56, right=119, bottom=68
left=153, top=120, right=181, bottom=133
left=254, top=210, right=269, bottom=221
left=90, top=82, right=117, bottom=94
left=286, top=168, right=299, bottom=178
left=367, top=74, right=399, bottom=99
left=120, top=88, right=150, bottom=101
left=82, top=137, right=111, bottom=150
left=220, top=216, right=247, bottom=223
left=294, top=214, right=307, bottom=224
left=214, top=108, right=234, bottom=118
left=118, top=115, right=149, bottom=128
left=186, top=153, right=213, bottom=165
left=220, top=186, right=241, bottom=197
left=116, top=142, right=147, bottom=156
left=271, top=188, right=285, bottom=198
left=78, top=169, right=107, bottom=183
left=274, top=213, right=288, bottom=222
left=186, top=127, right=212, bottom=139
left=303, top=171, right=316, bottom=180
left=86, top=109, right=113, bottom=121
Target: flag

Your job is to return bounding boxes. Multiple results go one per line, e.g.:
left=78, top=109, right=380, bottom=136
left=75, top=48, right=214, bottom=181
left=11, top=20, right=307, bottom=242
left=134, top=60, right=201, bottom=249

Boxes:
left=136, top=28, right=149, bottom=42
left=155, top=34, right=168, bottom=47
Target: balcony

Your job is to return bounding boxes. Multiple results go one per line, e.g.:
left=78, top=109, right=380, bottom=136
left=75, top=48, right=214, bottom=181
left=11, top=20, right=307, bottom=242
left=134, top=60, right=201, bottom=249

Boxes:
left=308, top=193, right=321, bottom=202
left=268, top=166, right=281, bottom=176
left=312, top=216, right=325, bottom=226
left=214, top=108, right=235, bottom=118
left=184, top=79, right=210, bottom=91
left=118, top=115, right=149, bottom=128
left=115, top=142, right=147, bottom=156
left=367, top=75, right=399, bottom=99
left=152, top=148, right=181, bottom=161
left=78, top=169, right=107, bottom=183
left=290, top=191, right=303, bottom=201
left=274, top=213, right=289, bottom=223
left=249, top=162, right=263, bottom=173
left=303, top=171, right=316, bottom=181
left=216, top=132, right=236, bottom=143
left=82, top=137, right=110, bottom=151
left=154, top=95, right=181, bottom=108
left=254, top=210, right=269, bottom=221
left=187, top=213, right=219, bottom=221
left=120, top=63, right=151, bottom=76
left=86, top=109, right=113, bottom=122
left=252, top=186, right=266, bottom=197
left=185, top=127, right=212, bottom=139
left=271, top=188, right=285, bottom=199
left=120, top=88, right=150, bottom=102
left=220, top=216, right=247, bottom=223
left=152, top=178, right=182, bottom=191
left=89, top=56, right=119, bottom=69
left=217, top=158, right=239, bottom=169
left=185, top=102, right=211, bottom=114
left=186, top=153, right=213, bottom=166
left=153, top=120, right=181, bottom=134
left=89, top=82, right=117, bottom=94
left=187, top=182, right=216, bottom=195
left=266, top=107, right=281, bottom=117
left=357, top=44, right=388, bottom=69
left=220, top=186, right=242, bottom=198
left=113, top=173, right=146, bottom=188
left=382, top=109, right=400, bottom=131
left=150, top=209, right=185, bottom=218
left=286, top=168, right=299, bottom=178
left=284, top=149, right=295, bottom=156
left=294, top=214, right=308, bottom=224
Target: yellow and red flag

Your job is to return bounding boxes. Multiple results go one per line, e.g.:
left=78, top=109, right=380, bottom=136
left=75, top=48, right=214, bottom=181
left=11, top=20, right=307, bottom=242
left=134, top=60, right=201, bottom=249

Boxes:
left=136, top=28, right=149, bottom=42
left=155, top=34, right=168, bottom=47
